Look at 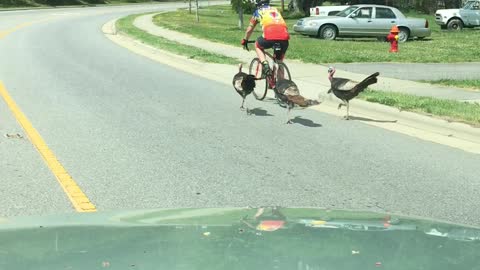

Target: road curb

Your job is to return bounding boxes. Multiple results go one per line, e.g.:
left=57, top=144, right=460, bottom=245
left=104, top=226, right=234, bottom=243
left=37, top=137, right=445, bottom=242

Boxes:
left=104, top=18, right=480, bottom=154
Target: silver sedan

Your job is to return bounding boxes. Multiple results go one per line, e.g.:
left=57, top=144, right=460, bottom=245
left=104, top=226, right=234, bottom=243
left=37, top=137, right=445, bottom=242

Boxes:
left=293, top=5, right=431, bottom=42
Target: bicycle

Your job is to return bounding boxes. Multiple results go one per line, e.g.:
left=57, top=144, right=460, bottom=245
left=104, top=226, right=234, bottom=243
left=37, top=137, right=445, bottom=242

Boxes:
left=244, top=40, right=292, bottom=102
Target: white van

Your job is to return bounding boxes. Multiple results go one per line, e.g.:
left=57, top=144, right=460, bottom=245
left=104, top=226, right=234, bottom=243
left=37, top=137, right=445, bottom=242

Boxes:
left=309, top=5, right=349, bottom=16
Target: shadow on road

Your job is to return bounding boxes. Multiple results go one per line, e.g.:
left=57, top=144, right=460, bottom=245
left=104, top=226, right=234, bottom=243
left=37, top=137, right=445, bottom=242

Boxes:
left=291, top=116, right=322, bottom=127
left=349, top=115, right=397, bottom=123
left=248, top=107, right=273, bottom=116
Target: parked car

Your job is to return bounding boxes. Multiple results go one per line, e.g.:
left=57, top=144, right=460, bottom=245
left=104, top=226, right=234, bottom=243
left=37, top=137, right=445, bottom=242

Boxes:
left=435, top=0, right=480, bottom=30
left=293, top=5, right=431, bottom=42
left=309, top=5, right=349, bottom=17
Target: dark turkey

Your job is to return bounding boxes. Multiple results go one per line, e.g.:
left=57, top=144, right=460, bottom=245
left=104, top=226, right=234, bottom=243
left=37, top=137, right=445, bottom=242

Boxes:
left=327, top=67, right=379, bottom=120
left=275, top=79, right=321, bottom=124
left=232, top=63, right=256, bottom=114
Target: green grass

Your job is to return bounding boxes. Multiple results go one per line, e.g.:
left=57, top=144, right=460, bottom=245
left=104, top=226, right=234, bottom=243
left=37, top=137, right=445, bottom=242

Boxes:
left=116, top=14, right=240, bottom=64
left=424, top=79, right=480, bottom=91
left=153, top=5, right=480, bottom=63
left=359, top=89, right=480, bottom=126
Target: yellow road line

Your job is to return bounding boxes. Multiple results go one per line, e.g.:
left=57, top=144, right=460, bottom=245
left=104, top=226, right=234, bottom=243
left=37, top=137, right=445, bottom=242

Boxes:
left=0, top=81, right=96, bottom=212
left=0, top=17, right=55, bottom=39
left=0, top=22, right=31, bottom=38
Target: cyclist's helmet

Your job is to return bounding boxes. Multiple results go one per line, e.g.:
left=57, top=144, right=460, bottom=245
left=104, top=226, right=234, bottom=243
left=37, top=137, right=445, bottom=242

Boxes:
left=255, top=0, right=270, bottom=7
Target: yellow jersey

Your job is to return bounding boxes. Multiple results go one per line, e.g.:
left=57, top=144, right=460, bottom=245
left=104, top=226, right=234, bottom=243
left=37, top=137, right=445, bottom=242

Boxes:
left=251, top=5, right=289, bottom=40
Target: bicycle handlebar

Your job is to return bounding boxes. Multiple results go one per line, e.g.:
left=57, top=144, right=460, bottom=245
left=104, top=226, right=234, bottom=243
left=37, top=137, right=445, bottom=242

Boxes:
left=244, top=40, right=256, bottom=51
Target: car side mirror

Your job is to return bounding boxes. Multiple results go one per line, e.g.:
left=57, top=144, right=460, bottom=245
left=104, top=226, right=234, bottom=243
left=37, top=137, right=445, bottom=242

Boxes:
left=473, top=4, right=479, bottom=9
left=350, top=13, right=357, bottom=18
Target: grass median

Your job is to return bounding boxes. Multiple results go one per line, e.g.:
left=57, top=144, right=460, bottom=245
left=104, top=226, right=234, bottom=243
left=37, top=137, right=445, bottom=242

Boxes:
left=116, top=14, right=239, bottom=64
left=424, top=79, right=480, bottom=91
left=153, top=5, right=480, bottom=63
left=359, top=90, right=480, bottom=126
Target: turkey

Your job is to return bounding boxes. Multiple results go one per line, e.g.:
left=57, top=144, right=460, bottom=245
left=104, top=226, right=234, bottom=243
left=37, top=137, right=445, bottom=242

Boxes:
left=275, top=79, right=321, bottom=124
left=232, top=63, right=257, bottom=114
left=327, top=67, right=379, bottom=120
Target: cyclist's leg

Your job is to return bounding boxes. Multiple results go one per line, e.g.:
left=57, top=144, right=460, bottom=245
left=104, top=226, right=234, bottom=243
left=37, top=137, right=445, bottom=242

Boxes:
left=254, top=38, right=266, bottom=79
left=255, top=36, right=267, bottom=63
left=256, top=36, right=274, bottom=77
left=276, top=40, right=289, bottom=80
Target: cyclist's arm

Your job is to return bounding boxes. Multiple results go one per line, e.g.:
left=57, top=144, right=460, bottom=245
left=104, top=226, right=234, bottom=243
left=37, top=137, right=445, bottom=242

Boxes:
left=243, top=17, right=257, bottom=41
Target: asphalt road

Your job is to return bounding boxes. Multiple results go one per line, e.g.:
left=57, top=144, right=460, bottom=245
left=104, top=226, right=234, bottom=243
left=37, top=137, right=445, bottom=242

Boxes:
left=1, top=3, right=480, bottom=226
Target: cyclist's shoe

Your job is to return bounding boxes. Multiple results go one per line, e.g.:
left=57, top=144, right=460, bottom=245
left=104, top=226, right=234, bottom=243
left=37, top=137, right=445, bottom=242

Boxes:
left=261, top=61, right=272, bottom=78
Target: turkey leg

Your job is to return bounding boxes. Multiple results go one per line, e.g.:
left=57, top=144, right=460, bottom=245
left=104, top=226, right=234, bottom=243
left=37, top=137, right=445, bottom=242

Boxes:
left=286, top=103, right=293, bottom=124
left=345, top=102, right=350, bottom=120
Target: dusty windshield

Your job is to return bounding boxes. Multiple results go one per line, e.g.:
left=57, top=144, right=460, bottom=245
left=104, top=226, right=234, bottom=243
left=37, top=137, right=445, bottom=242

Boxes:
left=0, top=0, right=480, bottom=268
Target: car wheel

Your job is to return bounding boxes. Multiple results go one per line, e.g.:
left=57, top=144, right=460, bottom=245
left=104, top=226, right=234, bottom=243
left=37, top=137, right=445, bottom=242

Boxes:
left=447, top=19, right=463, bottom=30
left=319, top=25, right=337, bottom=40
left=398, top=27, right=410, bottom=43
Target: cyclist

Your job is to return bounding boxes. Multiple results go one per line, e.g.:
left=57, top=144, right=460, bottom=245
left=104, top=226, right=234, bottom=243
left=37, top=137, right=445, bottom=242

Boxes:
left=241, top=0, right=290, bottom=78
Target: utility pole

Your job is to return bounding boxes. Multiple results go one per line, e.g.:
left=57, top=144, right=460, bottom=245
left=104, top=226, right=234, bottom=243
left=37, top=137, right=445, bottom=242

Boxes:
left=189, top=0, right=192, bottom=14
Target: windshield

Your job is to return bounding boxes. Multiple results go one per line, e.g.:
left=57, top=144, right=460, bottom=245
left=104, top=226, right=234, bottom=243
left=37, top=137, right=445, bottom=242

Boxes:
left=335, top=6, right=359, bottom=17
left=463, top=1, right=478, bottom=9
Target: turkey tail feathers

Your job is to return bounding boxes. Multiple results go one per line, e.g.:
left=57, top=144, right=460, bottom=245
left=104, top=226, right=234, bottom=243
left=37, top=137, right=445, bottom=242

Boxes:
left=288, top=95, right=321, bottom=107
left=352, top=72, right=379, bottom=96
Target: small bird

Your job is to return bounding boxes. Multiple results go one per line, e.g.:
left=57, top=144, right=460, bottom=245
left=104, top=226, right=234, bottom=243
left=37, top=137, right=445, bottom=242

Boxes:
left=327, top=67, right=379, bottom=120
left=275, top=79, right=321, bottom=124
left=232, top=63, right=256, bottom=114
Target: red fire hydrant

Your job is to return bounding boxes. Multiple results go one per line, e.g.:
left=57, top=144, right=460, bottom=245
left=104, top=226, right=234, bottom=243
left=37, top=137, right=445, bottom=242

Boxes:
left=386, top=25, right=399, bottom=53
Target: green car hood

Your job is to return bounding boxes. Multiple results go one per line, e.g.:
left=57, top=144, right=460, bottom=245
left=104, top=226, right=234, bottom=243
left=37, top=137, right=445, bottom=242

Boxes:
left=0, top=208, right=479, bottom=270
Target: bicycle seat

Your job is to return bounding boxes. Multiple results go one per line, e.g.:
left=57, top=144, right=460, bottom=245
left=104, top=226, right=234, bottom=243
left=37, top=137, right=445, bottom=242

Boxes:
left=272, top=43, right=282, bottom=52
left=272, top=43, right=282, bottom=59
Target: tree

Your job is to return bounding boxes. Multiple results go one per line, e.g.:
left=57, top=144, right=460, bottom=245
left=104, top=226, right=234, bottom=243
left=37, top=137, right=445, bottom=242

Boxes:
left=290, top=0, right=302, bottom=14
left=195, top=0, right=199, bottom=22
left=231, top=0, right=255, bottom=29
left=289, top=0, right=323, bottom=17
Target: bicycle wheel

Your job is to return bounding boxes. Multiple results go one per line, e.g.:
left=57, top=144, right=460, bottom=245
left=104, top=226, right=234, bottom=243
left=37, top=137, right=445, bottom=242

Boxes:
left=274, top=62, right=292, bottom=107
left=249, top=58, right=268, bottom=100
left=276, top=62, right=291, bottom=81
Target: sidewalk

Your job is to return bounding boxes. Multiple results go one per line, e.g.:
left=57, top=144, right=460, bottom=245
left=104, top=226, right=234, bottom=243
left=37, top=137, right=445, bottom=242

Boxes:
left=331, top=63, right=480, bottom=81
left=133, top=13, right=480, bottom=102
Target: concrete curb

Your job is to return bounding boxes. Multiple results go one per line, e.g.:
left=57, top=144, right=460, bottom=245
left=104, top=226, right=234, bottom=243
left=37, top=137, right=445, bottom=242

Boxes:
left=104, top=18, right=480, bottom=154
